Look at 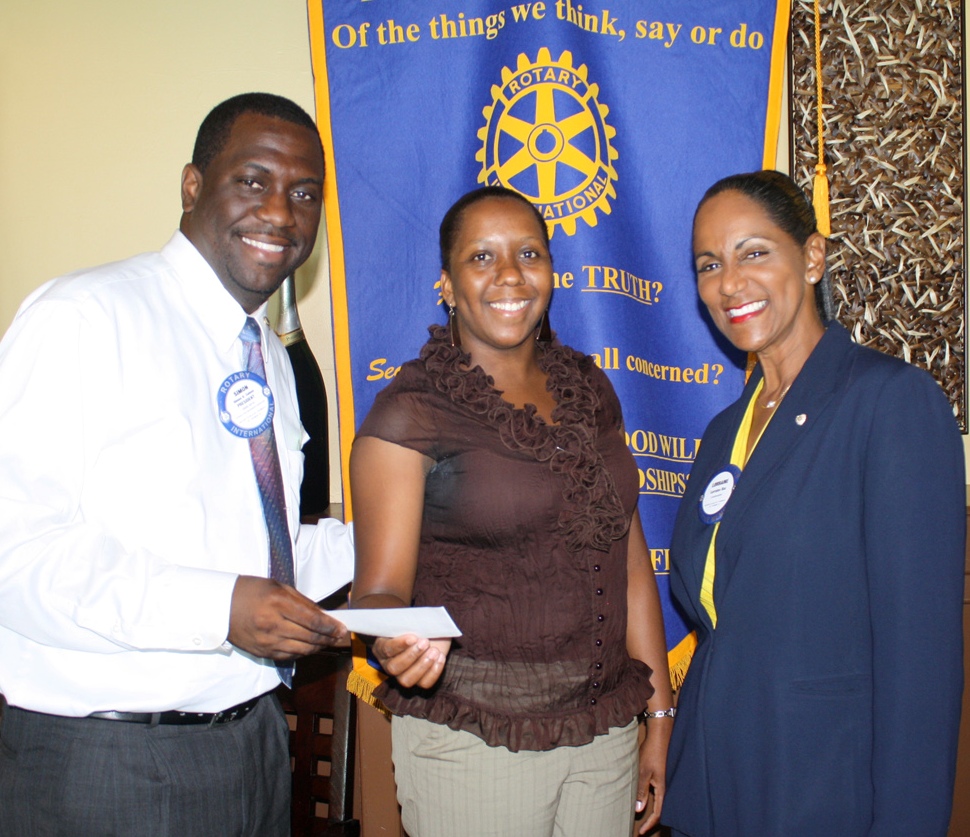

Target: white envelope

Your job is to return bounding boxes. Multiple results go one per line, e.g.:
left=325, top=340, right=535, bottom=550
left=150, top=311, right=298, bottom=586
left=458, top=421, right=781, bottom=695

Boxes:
left=324, top=606, right=462, bottom=639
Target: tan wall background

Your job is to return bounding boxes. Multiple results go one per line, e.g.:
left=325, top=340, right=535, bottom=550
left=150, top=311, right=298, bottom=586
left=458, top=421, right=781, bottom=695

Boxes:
left=1, top=0, right=966, bottom=501
left=0, top=0, right=341, bottom=501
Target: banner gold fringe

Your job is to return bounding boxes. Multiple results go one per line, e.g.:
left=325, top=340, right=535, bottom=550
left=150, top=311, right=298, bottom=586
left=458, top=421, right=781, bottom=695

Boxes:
left=347, top=635, right=390, bottom=717
left=667, top=630, right=698, bottom=690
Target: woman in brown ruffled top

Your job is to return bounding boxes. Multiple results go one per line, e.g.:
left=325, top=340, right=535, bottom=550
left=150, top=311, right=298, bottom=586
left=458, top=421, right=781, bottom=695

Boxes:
left=350, top=186, right=673, bottom=837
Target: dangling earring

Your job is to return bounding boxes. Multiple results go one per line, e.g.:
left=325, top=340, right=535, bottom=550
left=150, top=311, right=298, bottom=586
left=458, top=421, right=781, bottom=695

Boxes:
left=535, top=308, right=552, bottom=343
left=449, top=305, right=462, bottom=348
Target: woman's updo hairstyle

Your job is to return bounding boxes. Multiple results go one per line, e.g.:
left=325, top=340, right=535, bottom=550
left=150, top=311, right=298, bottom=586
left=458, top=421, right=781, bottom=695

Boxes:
left=695, top=170, right=835, bottom=322
left=439, top=186, right=550, bottom=273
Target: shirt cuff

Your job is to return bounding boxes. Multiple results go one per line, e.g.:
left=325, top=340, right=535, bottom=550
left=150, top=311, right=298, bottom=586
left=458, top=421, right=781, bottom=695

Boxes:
left=104, top=565, right=238, bottom=652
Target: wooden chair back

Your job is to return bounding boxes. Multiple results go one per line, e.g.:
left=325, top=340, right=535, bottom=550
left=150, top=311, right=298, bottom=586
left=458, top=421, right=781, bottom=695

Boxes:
left=277, top=649, right=360, bottom=837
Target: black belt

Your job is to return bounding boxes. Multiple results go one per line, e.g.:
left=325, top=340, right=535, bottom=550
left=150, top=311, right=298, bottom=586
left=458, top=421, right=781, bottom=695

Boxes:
left=86, top=694, right=263, bottom=726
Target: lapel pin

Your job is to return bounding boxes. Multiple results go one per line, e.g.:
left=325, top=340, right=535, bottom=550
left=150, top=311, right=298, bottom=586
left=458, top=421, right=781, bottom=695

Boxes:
left=795, top=414, right=807, bottom=426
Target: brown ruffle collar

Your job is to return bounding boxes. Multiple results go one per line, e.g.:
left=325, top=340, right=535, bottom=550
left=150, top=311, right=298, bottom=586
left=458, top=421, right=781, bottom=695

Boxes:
left=420, top=326, right=628, bottom=552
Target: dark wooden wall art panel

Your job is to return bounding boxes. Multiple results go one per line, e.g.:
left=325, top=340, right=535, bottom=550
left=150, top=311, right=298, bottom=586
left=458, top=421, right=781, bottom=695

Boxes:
left=790, top=0, right=966, bottom=429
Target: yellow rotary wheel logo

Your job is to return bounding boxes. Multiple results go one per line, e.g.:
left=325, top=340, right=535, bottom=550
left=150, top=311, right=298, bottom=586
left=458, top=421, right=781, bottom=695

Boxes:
left=476, top=47, right=618, bottom=237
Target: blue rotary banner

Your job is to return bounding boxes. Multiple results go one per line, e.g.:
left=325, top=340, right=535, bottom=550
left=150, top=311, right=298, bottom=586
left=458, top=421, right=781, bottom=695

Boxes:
left=309, top=0, right=789, bottom=683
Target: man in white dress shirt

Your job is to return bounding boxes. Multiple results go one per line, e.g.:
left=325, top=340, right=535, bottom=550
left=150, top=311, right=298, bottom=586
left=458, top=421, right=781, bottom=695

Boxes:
left=0, top=93, right=353, bottom=836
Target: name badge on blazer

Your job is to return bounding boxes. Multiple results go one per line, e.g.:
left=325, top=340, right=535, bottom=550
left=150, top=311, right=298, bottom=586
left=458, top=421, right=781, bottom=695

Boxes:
left=698, top=464, right=741, bottom=524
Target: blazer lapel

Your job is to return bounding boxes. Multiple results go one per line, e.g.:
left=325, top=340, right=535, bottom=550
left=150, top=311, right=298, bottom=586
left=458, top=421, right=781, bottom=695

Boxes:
left=680, top=377, right=757, bottom=615
left=712, top=324, right=854, bottom=592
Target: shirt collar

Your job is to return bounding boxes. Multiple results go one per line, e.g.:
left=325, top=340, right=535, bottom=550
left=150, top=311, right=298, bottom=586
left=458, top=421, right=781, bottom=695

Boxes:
left=159, top=231, right=269, bottom=355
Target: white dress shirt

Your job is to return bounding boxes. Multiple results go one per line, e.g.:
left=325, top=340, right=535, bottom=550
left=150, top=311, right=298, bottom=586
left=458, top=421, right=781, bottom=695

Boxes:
left=0, top=233, right=353, bottom=715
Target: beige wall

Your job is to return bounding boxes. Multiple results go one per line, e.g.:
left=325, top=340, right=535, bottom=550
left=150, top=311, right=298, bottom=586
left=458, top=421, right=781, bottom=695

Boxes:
left=0, top=0, right=341, bottom=501
left=1, top=1, right=967, bottom=493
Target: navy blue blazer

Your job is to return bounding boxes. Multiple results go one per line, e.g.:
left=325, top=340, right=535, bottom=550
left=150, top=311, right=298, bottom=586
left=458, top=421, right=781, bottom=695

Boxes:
left=663, top=324, right=965, bottom=837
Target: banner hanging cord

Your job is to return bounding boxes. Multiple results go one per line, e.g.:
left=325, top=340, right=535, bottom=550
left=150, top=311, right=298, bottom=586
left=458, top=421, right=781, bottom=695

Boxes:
left=812, top=0, right=831, bottom=236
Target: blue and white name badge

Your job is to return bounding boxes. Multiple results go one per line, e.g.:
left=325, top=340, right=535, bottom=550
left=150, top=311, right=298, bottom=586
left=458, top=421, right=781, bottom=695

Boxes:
left=218, top=371, right=275, bottom=438
left=698, top=465, right=741, bottom=525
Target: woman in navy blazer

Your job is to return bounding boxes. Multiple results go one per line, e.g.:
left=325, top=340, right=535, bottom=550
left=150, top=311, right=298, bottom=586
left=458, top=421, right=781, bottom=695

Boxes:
left=663, top=171, right=965, bottom=836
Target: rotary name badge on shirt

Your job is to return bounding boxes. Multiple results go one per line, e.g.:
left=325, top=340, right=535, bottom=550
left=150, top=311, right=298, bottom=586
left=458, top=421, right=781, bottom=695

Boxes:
left=698, top=464, right=741, bottom=525
left=218, top=371, right=275, bottom=438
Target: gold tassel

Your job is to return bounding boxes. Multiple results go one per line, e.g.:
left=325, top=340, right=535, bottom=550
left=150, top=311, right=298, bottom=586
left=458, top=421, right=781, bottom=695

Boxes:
left=813, top=162, right=831, bottom=237
left=812, top=0, right=831, bottom=237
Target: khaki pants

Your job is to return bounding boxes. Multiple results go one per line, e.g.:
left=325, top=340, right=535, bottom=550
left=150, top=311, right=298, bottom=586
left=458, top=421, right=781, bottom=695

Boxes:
left=392, top=715, right=639, bottom=837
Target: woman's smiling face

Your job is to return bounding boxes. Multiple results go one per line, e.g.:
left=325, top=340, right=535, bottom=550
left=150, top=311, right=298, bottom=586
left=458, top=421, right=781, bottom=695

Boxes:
left=440, top=196, right=553, bottom=360
left=693, top=189, right=825, bottom=360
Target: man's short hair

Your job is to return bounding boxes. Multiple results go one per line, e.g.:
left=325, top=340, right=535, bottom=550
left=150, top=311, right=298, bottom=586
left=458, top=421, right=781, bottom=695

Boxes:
left=191, top=93, right=320, bottom=173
